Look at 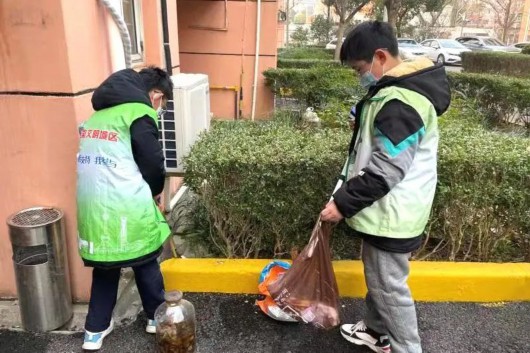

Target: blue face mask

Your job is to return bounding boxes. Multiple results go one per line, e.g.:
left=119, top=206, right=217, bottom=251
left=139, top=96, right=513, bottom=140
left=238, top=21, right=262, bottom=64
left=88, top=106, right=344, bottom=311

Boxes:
left=360, top=56, right=384, bottom=90
left=360, top=71, right=378, bottom=89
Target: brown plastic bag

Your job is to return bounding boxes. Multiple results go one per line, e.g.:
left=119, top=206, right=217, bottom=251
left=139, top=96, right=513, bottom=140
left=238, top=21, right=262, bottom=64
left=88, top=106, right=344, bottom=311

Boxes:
left=267, top=221, right=340, bottom=329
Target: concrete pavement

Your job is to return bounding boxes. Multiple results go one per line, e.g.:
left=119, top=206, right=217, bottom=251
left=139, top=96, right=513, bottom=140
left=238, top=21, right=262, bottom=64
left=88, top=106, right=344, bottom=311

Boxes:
left=444, top=65, right=463, bottom=73
left=1, top=294, right=528, bottom=353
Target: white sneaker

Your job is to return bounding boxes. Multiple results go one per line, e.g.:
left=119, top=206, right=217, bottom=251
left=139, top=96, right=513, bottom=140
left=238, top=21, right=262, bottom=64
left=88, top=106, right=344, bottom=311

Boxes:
left=82, top=319, right=114, bottom=351
left=340, top=320, right=391, bottom=353
left=146, top=319, right=157, bottom=334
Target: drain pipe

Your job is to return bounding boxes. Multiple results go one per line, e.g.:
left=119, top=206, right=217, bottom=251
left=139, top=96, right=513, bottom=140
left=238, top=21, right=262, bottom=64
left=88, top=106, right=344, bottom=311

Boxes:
left=98, top=0, right=133, bottom=68
left=161, top=0, right=173, bottom=75
left=250, top=0, right=262, bottom=121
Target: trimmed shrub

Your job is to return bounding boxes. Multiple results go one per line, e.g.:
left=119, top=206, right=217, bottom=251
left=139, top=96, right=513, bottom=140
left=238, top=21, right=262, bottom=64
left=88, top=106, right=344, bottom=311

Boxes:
left=522, top=46, right=530, bottom=55
left=316, top=97, right=357, bottom=129
left=422, top=99, right=530, bottom=262
left=448, top=72, right=530, bottom=130
left=182, top=66, right=530, bottom=262
left=184, top=106, right=530, bottom=262
left=462, top=51, right=530, bottom=79
left=278, top=47, right=334, bottom=60
left=263, top=66, right=362, bottom=108
left=265, top=67, right=530, bottom=131
left=184, top=120, right=351, bottom=259
left=277, top=58, right=342, bottom=69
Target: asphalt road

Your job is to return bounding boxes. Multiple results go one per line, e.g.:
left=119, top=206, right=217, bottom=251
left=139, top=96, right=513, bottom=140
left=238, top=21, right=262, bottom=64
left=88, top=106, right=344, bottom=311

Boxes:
left=1, top=294, right=528, bottom=353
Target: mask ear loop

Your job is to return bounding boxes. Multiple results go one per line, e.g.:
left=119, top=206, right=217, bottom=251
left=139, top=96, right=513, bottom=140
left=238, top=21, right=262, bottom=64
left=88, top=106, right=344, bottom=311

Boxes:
left=369, top=56, right=375, bottom=74
left=370, top=48, right=388, bottom=76
left=151, top=92, right=165, bottom=111
left=152, top=92, right=164, bottom=100
left=373, top=48, right=389, bottom=77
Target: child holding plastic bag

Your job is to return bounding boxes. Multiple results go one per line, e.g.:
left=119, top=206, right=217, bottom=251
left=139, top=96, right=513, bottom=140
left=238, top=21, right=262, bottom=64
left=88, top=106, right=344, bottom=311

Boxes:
left=321, top=21, right=450, bottom=353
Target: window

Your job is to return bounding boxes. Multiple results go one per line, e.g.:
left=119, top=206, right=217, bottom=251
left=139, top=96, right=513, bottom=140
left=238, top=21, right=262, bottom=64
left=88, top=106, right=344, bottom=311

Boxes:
left=121, top=0, right=144, bottom=61
left=110, top=0, right=145, bottom=62
left=398, top=39, right=419, bottom=47
left=484, top=38, right=505, bottom=46
left=439, top=40, right=466, bottom=49
left=464, top=38, right=481, bottom=46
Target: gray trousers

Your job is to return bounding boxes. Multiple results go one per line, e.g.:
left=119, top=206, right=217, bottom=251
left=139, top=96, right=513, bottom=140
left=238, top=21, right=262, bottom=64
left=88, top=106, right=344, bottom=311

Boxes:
left=362, top=241, right=422, bottom=353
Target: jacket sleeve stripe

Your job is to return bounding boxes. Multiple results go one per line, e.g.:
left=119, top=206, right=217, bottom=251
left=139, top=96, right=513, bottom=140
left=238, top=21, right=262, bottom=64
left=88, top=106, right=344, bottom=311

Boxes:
left=377, top=126, right=425, bottom=158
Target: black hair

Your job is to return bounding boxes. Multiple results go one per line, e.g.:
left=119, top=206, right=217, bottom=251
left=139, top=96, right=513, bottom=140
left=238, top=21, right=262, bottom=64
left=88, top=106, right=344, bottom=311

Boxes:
left=139, top=66, right=174, bottom=100
left=340, top=21, right=399, bottom=64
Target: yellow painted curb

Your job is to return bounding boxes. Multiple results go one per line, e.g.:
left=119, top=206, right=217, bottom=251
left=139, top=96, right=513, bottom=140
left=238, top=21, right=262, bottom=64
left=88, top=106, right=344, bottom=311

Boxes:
left=161, top=259, right=530, bottom=302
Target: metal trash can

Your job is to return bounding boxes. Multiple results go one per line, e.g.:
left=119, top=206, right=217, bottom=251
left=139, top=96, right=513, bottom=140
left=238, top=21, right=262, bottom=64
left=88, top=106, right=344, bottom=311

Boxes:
left=7, top=207, right=73, bottom=332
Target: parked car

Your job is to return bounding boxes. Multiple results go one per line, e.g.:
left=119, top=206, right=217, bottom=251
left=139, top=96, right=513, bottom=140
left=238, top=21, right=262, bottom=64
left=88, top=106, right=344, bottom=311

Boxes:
left=421, top=39, right=471, bottom=65
left=512, top=42, right=530, bottom=50
left=325, top=39, right=337, bottom=50
left=397, top=38, right=428, bottom=60
left=455, top=36, right=521, bottom=53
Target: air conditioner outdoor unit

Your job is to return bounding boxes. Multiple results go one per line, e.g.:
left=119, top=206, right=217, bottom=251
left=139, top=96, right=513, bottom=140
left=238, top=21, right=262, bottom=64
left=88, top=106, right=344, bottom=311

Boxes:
left=159, top=73, right=211, bottom=175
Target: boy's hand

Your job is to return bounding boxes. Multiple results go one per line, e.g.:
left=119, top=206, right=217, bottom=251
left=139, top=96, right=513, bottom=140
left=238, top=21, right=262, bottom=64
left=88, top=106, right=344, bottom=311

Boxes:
left=320, top=201, right=344, bottom=223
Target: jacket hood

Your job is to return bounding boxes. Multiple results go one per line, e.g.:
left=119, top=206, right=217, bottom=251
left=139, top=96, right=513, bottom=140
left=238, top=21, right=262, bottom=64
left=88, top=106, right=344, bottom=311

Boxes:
left=91, top=69, right=152, bottom=111
left=371, top=58, right=451, bottom=116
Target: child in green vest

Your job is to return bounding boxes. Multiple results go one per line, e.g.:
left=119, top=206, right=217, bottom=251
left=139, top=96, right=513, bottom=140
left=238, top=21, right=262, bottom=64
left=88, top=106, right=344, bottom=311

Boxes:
left=321, top=21, right=450, bottom=353
left=78, top=67, right=173, bottom=351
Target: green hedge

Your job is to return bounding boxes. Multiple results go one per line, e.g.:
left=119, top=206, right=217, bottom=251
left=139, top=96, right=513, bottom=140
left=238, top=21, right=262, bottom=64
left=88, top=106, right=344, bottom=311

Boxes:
left=277, top=58, right=342, bottom=69
left=265, top=67, right=530, bottom=131
left=183, top=66, right=530, bottom=262
left=448, top=72, right=530, bottom=130
left=184, top=121, right=351, bottom=259
left=429, top=99, right=530, bottom=261
left=263, top=66, right=362, bottom=108
left=522, top=46, right=530, bottom=55
left=184, top=106, right=530, bottom=262
left=462, top=51, right=530, bottom=78
left=278, top=47, right=334, bottom=60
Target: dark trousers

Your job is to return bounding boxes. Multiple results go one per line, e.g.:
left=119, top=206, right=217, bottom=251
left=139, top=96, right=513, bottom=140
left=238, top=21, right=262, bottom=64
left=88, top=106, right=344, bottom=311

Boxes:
left=85, top=258, right=165, bottom=332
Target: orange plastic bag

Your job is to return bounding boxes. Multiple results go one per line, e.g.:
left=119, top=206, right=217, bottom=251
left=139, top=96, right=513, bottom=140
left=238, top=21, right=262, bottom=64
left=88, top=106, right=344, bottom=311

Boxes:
left=268, top=221, right=340, bottom=329
left=256, top=261, right=298, bottom=322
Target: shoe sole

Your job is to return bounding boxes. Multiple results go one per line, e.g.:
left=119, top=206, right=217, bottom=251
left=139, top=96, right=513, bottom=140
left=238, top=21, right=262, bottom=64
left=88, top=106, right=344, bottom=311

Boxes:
left=82, top=323, right=114, bottom=351
left=340, top=330, right=390, bottom=353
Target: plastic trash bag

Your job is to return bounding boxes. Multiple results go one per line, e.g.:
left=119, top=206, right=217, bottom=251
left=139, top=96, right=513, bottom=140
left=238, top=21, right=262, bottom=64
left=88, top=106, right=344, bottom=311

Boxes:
left=256, top=261, right=298, bottom=322
left=268, top=221, right=340, bottom=329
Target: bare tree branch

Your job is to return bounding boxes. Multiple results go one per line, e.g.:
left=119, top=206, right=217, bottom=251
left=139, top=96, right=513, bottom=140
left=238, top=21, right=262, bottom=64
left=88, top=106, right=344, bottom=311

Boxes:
left=478, top=0, right=524, bottom=42
left=330, top=0, right=370, bottom=60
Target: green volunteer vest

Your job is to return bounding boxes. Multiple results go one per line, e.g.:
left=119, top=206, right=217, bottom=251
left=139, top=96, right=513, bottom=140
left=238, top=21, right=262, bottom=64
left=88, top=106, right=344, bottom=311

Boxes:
left=77, top=102, right=170, bottom=262
left=344, top=86, right=439, bottom=238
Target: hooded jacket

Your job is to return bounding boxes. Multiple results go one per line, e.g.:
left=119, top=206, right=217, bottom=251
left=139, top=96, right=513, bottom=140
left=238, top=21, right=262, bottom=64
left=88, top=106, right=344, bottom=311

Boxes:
left=333, top=58, right=451, bottom=253
left=77, top=69, right=170, bottom=267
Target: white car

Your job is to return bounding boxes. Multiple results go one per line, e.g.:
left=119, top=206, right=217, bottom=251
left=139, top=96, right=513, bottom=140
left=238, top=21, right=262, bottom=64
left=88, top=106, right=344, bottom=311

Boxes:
left=397, top=38, right=428, bottom=60
left=421, top=39, right=471, bottom=65
left=456, top=36, right=521, bottom=53
left=325, top=39, right=337, bottom=50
